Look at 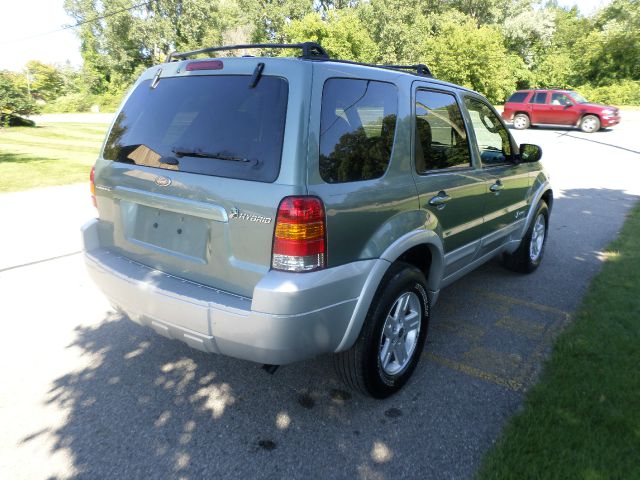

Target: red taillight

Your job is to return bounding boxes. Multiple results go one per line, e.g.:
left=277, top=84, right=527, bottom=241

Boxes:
left=186, top=60, right=224, bottom=71
left=90, top=166, right=97, bottom=208
left=272, top=196, right=326, bottom=272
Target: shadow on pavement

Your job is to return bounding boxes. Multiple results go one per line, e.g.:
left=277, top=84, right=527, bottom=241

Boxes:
left=506, top=124, right=640, bottom=154
left=26, top=187, right=638, bottom=479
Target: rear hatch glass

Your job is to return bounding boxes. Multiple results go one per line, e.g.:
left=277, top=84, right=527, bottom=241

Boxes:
left=103, top=75, right=288, bottom=182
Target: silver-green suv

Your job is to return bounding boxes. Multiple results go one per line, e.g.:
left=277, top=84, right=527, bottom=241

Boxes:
left=83, top=42, right=552, bottom=398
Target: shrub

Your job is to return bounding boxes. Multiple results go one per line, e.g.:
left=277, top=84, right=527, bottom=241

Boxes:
left=576, top=80, right=640, bottom=106
left=41, top=93, right=95, bottom=113
left=95, top=91, right=125, bottom=112
left=42, top=90, right=126, bottom=113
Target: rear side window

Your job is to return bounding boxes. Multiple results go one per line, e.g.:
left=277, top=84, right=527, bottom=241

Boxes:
left=507, top=92, right=528, bottom=103
left=103, top=75, right=288, bottom=183
left=319, top=79, right=398, bottom=183
left=414, top=90, right=471, bottom=173
left=529, top=91, right=548, bottom=104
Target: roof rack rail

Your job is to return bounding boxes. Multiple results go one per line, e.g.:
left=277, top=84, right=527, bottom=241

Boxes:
left=166, top=42, right=329, bottom=62
left=319, top=58, right=433, bottom=78
left=165, top=42, right=433, bottom=78
left=385, top=64, right=432, bottom=77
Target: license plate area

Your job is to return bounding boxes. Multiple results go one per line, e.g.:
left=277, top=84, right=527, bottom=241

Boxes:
left=120, top=200, right=209, bottom=262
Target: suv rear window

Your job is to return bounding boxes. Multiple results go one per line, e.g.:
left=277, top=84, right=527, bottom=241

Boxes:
left=103, top=75, right=288, bottom=183
left=319, top=79, right=398, bottom=183
left=507, top=92, right=528, bottom=103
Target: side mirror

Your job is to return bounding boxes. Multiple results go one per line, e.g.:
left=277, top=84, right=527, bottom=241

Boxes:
left=519, top=143, right=542, bottom=163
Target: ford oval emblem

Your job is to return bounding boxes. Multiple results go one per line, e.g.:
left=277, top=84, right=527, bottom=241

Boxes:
left=154, top=176, right=171, bottom=187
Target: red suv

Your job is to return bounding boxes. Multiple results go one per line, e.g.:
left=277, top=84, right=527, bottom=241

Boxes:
left=502, top=89, right=620, bottom=133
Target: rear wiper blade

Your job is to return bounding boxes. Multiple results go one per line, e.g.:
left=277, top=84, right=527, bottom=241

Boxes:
left=159, top=156, right=179, bottom=165
left=171, top=148, right=252, bottom=163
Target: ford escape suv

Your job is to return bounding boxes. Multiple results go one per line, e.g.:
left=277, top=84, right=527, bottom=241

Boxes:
left=83, top=42, right=552, bottom=398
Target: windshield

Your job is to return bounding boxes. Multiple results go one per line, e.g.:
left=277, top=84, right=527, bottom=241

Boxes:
left=103, top=75, right=288, bottom=182
left=567, top=91, right=589, bottom=104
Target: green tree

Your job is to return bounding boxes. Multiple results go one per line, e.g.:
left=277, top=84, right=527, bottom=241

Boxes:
left=24, top=61, right=67, bottom=102
left=284, top=10, right=378, bottom=62
left=237, top=0, right=313, bottom=42
left=356, top=0, right=426, bottom=64
left=444, top=0, right=525, bottom=25
left=572, top=0, right=640, bottom=85
left=414, top=11, right=524, bottom=102
left=65, top=0, right=243, bottom=93
left=0, top=72, right=38, bottom=124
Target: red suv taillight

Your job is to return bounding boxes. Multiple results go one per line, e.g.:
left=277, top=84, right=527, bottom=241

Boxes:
left=272, top=196, right=326, bottom=272
left=90, top=166, right=97, bottom=208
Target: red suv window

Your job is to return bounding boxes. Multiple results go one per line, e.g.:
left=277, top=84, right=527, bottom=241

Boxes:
left=507, top=92, right=528, bottom=103
left=529, top=92, right=548, bottom=104
left=550, top=92, right=573, bottom=106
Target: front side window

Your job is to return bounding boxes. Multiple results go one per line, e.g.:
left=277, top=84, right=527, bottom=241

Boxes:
left=414, top=90, right=471, bottom=173
left=319, top=79, right=398, bottom=183
left=551, top=93, right=573, bottom=106
left=568, top=91, right=588, bottom=104
left=529, top=91, right=548, bottom=104
left=103, top=75, right=288, bottom=183
left=464, top=97, right=512, bottom=167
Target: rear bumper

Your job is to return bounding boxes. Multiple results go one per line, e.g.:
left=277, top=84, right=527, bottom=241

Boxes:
left=501, top=110, right=513, bottom=121
left=82, top=219, right=377, bottom=365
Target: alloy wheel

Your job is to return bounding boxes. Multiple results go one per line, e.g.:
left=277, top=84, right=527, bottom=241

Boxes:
left=379, top=291, right=422, bottom=375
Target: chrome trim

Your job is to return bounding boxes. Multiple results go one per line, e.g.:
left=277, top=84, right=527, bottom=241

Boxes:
left=112, top=186, right=228, bottom=222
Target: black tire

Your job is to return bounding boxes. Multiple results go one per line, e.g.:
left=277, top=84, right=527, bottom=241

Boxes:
left=513, top=113, right=530, bottom=130
left=580, top=114, right=600, bottom=133
left=503, top=200, right=549, bottom=273
left=334, top=262, right=430, bottom=398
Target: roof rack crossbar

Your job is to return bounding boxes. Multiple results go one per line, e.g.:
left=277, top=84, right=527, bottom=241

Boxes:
left=166, top=42, right=329, bottom=62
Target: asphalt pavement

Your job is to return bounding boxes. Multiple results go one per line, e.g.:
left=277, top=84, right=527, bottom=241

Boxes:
left=1, top=112, right=639, bottom=479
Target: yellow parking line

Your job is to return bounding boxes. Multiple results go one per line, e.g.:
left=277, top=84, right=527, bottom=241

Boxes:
left=515, top=313, right=573, bottom=388
left=475, top=290, right=571, bottom=318
left=495, top=315, right=546, bottom=339
left=430, top=319, right=486, bottom=341
left=424, top=352, right=523, bottom=392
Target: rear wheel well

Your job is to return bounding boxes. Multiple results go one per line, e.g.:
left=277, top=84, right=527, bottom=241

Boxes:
left=513, top=111, right=531, bottom=127
left=398, top=244, right=432, bottom=280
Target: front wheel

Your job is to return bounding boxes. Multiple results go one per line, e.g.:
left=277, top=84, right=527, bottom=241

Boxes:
left=580, top=114, right=600, bottom=133
left=334, top=262, right=430, bottom=398
left=503, top=200, right=549, bottom=273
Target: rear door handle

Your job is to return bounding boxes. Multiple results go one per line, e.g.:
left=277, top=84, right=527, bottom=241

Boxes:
left=490, top=180, right=503, bottom=193
left=428, top=191, right=451, bottom=209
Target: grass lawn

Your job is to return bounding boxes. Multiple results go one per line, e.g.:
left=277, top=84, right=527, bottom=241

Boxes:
left=478, top=203, right=640, bottom=480
left=0, top=122, right=108, bottom=193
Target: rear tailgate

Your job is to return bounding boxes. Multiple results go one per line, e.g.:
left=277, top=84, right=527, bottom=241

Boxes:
left=92, top=59, right=311, bottom=298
